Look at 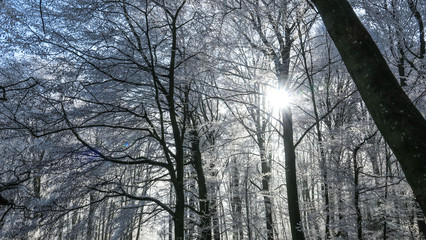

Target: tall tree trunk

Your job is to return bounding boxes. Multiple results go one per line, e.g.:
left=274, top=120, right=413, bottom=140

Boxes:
left=311, top=0, right=426, bottom=214
left=173, top=188, right=185, bottom=240
left=190, top=129, right=212, bottom=240
left=383, top=147, right=391, bottom=240
left=174, top=159, right=185, bottom=240
left=166, top=3, right=187, bottom=238
left=230, top=158, right=243, bottom=240
left=353, top=146, right=363, bottom=240
left=243, top=1, right=305, bottom=238
left=87, top=193, right=95, bottom=240
left=260, top=150, right=274, bottom=240
left=244, top=166, right=253, bottom=240
left=169, top=182, right=174, bottom=240
left=282, top=106, right=305, bottom=240
left=210, top=163, right=221, bottom=240
left=276, top=22, right=305, bottom=240
left=254, top=92, right=274, bottom=240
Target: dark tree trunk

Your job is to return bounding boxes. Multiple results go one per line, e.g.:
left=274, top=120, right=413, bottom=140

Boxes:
left=397, top=44, right=407, bottom=87
left=282, top=106, right=305, bottom=240
left=174, top=175, right=185, bottom=240
left=169, top=183, right=174, bottom=240
left=167, top=3, right=186, bottom=239
left=277, top=28, right=305, bottom=240
left=190, top=129, right=212, bottom=240
left=383, top=149, right=391, bottom=240
left=406, top=0, right=425, bottom=59
left=168, top=78, right=185, bottom=240
left=311, top=0, right=426, bottom=214
left=353, top=146, right=363, bottom=240
left=245, top=1, right=305, bottom=238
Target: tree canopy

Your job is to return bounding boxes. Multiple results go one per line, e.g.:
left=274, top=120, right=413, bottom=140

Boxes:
left=0, top=0, right=425, bottom=239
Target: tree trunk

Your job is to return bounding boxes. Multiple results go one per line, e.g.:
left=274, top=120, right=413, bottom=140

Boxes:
left=244, top=1, right=304, bottom=238
left=383, top=148, right=390, bottom=240
left=170, top=129, right=185, bottom=239
left=261, top=152, right=274, bottom=240
left=255, top=94, right=274, bottom=240
left=406, top=0, right=425, bottom=59
left=168, top=16, right=186, bottom=240
left=87, top=193, right=95, bottom=240
left=173, top=143, right=185, bottom=240
left=311, top=0, right=426, bottom=214
left=210, top=165, right=221, bottom=240
left=230, top=158, right=243, bottom=240
left=169, top=182, right=174, bottom=240
left=244, top=166, right=253, bottom=240
left=174, top=181, right=185, bottom=240
left=190, top=129, right=212, bottom=240
left=282, top=106, right=305, bottom=240
left=353, top=146, right=363, bottom=240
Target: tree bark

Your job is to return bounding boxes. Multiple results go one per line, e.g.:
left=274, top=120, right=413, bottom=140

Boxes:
left=230, top=158, right=243, bottom=240
left=210, top=168, right=221, bottom=240
left=260, top=147, right=274, bottom=240
left=353, top=146, right=363, bottom=240
left=87, top=193, right=95, bottom=240
left=277, top=27, right=305, bottom=240
left=406, top=0, right=425, bottom=59
left=254, top=91, right=274, bottom=240
left=244, top=1, right=305, bottom=238
left=190, top=129, right=212, bottom=240
left=244, top=166, right=253, bottom=240
left=311, top=0, right=426, bottom=214
left=174, top=177, right=185, bottom=240
left=282, top=106, right=305, bottom=240
left=167, top=3, right=186, bottom=239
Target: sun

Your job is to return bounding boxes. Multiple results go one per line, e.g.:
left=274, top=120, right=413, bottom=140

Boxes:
left=266, top=88, right=293, bottom=109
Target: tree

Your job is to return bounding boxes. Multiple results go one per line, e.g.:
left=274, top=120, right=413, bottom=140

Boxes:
left=1, top=1, right=219, bottom=239
left=1, top=0, right=426, bottom=238
left=311, top=0, right=426, bottom=214
left=224, top=1, right=308, bottom=238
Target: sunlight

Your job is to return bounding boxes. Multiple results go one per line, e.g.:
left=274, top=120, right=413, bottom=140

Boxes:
left=266, top=88, right=293, bottom=109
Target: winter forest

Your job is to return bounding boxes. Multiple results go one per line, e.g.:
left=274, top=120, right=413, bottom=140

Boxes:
left=0, top=0, right=425, bottom=239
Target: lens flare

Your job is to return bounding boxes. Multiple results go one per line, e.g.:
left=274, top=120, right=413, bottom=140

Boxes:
left=266, top=88, right=293, bottom=109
